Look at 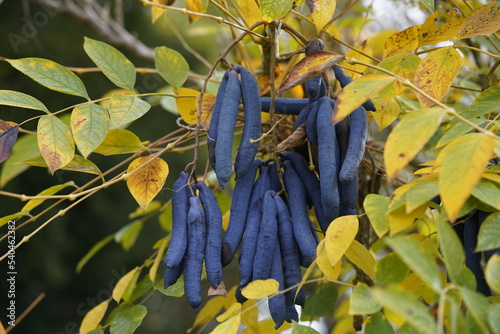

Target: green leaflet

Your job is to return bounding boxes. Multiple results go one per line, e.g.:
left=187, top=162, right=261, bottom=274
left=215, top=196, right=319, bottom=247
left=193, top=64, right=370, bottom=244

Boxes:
left=0, top=90, right=49, bottom=113
left=155, top=46, right=190, bottom=89
left=84, top=37, right=136, bottom=90
left=108, top=94, right=151, bottom=127
left=71, top=103, right=110, bottom=158
left=7, top=57, right=89, bottom=99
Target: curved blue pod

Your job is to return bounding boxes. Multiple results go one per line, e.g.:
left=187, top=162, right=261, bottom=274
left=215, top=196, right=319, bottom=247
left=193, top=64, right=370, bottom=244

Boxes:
left=214, top=69, right=241, bottom=188
left=316, top=98, right=340, bottom=222
left=234, top=65, right=262, bottom=180
left=184, top=196, right=207, bottom=311
left=196, top=181, right=223, bottom=288
left=207, top=70, right=230, bottom=170
left=221, top=159, right=262, bottom=267
left=164, top=171, right=190, bottom=268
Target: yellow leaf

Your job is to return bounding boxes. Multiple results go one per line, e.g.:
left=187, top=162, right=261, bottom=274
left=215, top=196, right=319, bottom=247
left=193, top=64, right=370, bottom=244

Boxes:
left=79, top=300, right=109, bottom=334
left=338, top=43, right=372, bottom=80
left=437, top=133, right=494, bottom=222
left=93, top=129, right=146, bottom=156
left=325, top=215, right=359, bottom=266
left=384, top=108, right=445, bottom=182
left=457, top=2, right=500, bottom=39
left=370, top=98, right=400, bottom=131
left=217, top=302, right=241, bottom=323
left=150, top=0, right=174, bottom=23
left=185, top=0, right=208, bottom=22
left=210, top=313, right=241, bottom=334
left=241, top=279, right=279, bottom=299
left=191, top=297, right=226, bottom=330
left=176, top=88, right=214, bottom=127
left=389, top=203, right=427, bottom=236
left=236, top=0, right=261, bottom=26
left=383, top=25, right=420, bottom=58
left=112, top=267, right=139, bottom=303
left=37, top=115, right=75, bottom=174
left=277, top=51, right=341, bottom=93
left=419, top=10, right=464, bottom=47
left=309, top=0, right=337, bottom=32
left=363, top=194, right=390, bottom=238
left=149, top=237, right=168, bottom=283
left=126, top=156, right=169, bottom=211
left=345, top=240, right=376, bottom=281
left=241, top=299, right=259, bottom=331
left=333, top=74, right=396, bottom=123
left=316, top=240, right=341, bottom=279
left=377, top=53, right=421, bottom=101
left=414, top=46, right=463, bottom=107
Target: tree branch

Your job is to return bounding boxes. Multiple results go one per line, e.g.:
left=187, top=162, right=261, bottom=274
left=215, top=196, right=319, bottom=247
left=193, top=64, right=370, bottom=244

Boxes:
left=29, top=0, right=155, bottom=61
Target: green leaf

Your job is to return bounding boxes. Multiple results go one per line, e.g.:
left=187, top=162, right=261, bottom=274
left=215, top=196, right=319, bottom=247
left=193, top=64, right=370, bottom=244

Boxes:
left=384, top=108, right=445, bottom=182
left=114, top=220, right=144, bottom=251
left=438, top=133, right=494, bottom=222
left=489, top=304, right=500, bottom=334
left=7, top=58, right=89, bottom=99
left=471, top=180, right=500, bottom=211
left=76, top=234, right=114, bottom=273
left=437, top=118, right=485, bottom=149
left=477, top=212, right=500, bottom=252
left=364, top=194, right=390, bottom=238
left=127, top=275, right=154, bottom=303
left=155, top=47, right=190, bottom=89
left=405, top=181, right=439, bottom=213
left=108, top=304, right=147, bottom=334
left=71, top=103, right=110, bottom=158
left=375, top=252, right=410, bottom=286
left=93, top=129, right=146, bottom=156
left=420, top=0, right=434, bottom=13
left=108, top=95, right=151, bottom=127
left=485, top=254, right=500, bottom=294
left=0, top=90, right=49, bottom=113
left=371, top=286, right=438, bottom=334
left=0, top=134, right=39, bottom=188
left=37, top=115, right=75, bottom=174
left=291, top=321, right=321, bottom=334
left=473, top=85, right=500, bottom=104
left=385, top=235, right=442, bottom=293
left=349, top=283, right=381, bottom=315
left=154, top=275, right=184, bottom=297
left=459, top=286, right=491, bottom=333
left=435, top=212, right=465, bottom=283
left=21, top=181, right=77, bottom=212
left=20, top=155, right=102, bottom=176
left=84, top=37, right=136, bottom=90
left=259, top=0, right=293, bottom=22
left=302, top=284, right=338, bottom=317
left=365, top=311, right=395, bottom=334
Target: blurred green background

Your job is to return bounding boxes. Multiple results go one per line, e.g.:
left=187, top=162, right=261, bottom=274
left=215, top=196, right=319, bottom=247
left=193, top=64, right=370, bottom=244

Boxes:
left=0, top=0, right=228, bottom=332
